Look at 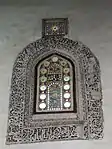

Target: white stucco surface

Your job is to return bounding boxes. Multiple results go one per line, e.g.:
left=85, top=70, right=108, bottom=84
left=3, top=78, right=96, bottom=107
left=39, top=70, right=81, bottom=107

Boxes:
left=0, top=1, right=112, bottom=148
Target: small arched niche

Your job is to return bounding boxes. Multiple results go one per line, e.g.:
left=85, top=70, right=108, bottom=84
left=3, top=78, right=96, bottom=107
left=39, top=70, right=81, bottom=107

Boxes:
left=6, top=36, right=103, bottom=144
left=34, top=53, right=77, bottom=114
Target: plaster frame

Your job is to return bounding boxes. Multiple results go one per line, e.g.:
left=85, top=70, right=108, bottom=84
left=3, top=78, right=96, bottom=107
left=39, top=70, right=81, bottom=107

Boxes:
left=6, top=36, right=103, bottom=144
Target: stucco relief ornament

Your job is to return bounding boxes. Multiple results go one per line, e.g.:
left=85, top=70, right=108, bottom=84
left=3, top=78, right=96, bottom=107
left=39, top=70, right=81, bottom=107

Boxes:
left=6, top=18, right=103, bottom=145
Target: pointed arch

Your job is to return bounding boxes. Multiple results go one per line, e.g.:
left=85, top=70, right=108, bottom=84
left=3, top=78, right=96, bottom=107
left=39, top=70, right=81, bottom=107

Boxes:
left=33, top=53, right=77, bottom=114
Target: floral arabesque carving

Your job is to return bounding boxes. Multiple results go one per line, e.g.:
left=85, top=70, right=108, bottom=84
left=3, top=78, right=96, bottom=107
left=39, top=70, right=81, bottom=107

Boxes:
left=6, top=36, right=103, bottom=144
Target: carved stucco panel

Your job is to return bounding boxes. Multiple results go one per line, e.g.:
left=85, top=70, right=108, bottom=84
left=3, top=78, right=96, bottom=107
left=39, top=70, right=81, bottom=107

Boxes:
left=6, top=36, right=103, bottom=144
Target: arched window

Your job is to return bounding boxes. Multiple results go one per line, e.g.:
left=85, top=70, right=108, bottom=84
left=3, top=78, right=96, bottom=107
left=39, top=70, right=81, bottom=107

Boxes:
left=34, top=54, right=76, bottom=114
left=6, top=18, right=103, bottom=144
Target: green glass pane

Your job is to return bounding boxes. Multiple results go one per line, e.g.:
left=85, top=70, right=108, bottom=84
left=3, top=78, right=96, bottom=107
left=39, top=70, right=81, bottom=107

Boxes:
left=49, top=84, right=61, bottom=109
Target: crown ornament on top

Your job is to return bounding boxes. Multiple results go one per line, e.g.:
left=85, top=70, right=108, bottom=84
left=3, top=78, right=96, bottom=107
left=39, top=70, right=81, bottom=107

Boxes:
left=42, top=18, right=68, bottom=37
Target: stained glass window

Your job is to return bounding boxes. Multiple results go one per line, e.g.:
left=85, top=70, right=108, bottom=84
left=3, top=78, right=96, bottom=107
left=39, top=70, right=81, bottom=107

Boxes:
left=34, top=54, right=76, bottom=113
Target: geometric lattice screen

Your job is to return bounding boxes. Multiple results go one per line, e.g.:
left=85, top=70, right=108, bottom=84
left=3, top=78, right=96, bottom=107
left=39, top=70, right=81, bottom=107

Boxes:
left=6, top=18, right=103, bottom=145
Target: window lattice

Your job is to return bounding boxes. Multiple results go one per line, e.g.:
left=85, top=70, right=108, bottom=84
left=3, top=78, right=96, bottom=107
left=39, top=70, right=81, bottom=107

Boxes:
left=35, top=54, right=75, bottom=113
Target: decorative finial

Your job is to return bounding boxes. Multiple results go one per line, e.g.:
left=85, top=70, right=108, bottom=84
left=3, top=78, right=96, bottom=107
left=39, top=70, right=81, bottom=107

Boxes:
left=42, top=18, right=68, bottom=37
